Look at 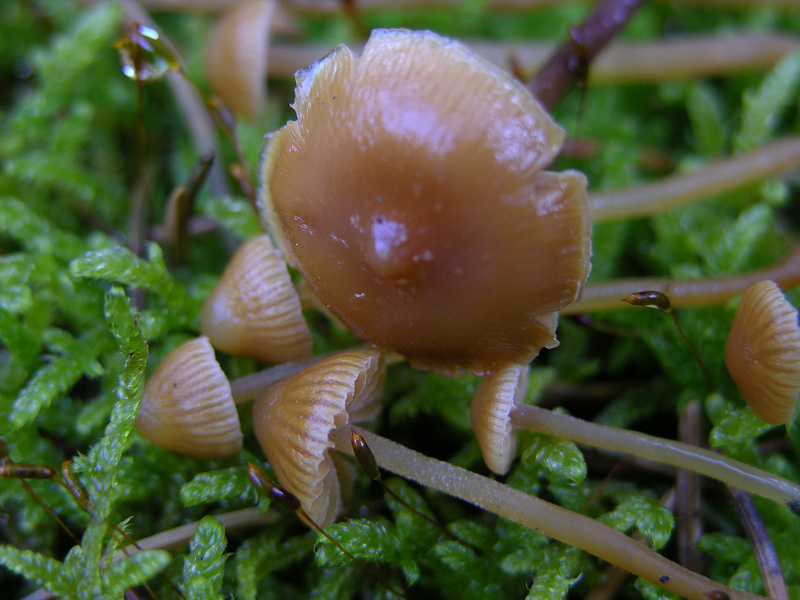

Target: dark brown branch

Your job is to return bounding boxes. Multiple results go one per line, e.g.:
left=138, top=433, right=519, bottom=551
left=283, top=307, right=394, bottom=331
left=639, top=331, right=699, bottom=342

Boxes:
left=726, top=486, right=790, bottom=600
left=528, top=0, right=645, bottom=110
left=677, top=401, right=703, bottom=572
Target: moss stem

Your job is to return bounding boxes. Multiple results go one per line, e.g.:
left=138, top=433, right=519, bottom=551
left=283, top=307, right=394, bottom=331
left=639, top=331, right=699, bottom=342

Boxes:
left=340, top=427, right=768, bottom=600
left=509, top=404, right=800, bottom=511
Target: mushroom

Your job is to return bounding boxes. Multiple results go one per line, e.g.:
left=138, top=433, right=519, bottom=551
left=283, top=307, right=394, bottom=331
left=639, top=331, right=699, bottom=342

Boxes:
left=470, top=363, right=800, bottom=508
left=260, top=28, right=591, bottom=376
left=136, top=336, right=242, bottom=458
left=251, top=347, right=385, bottom=526
left=246, top=350, right=766, bottom=599
left=205, top=0, right=276, bottom=120
left=725, top=280, right=800, bottom=425
left=200, top=234, right=313, bottom=364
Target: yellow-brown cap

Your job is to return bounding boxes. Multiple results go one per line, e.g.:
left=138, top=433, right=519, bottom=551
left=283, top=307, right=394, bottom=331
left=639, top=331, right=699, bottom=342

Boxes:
left=470, top=363, right=529, bottom=474
left=200, top=234, right=312, bottom=364
left=252, top=348, right=385, bottom=526
left=137, top=336, right=243, bottom=457
left=724, top=280, right=800, bottom=425
left=205, top=0, right=274, bottom=120
left=260, top=29, right=591, bottom=376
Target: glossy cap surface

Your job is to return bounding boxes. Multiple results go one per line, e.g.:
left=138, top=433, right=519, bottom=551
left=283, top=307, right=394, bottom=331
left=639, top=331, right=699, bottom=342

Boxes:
left=261, top=29, right=591, bottom=374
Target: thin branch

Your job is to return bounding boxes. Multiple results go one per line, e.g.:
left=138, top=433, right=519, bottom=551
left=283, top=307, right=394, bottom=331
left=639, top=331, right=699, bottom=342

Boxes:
left=726, top=487, right=790, bottom=600
left=677, top=401, right=703, bottom=572
left=528, top=0, right=645, bottom=109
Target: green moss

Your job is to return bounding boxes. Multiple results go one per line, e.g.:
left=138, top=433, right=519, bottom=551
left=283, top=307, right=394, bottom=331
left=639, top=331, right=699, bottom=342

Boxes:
left=2, top=1, right=800, bottom=599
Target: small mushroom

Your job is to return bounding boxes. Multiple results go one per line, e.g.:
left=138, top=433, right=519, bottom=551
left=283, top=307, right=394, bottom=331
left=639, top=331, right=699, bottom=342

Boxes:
left=468, top=364, right=800, bottom=508
left=137, top=336, right=242, bottom=458
left=252, top=347, right=385, bottom=526
left=470, top=363, right=528, bottom=475
left=205, top=0, right=275, bottom=120
left=260, top=28, right=591, bottom=375
left=200, top=234, right=312, bottom=364
left=724, top=280, right=800, bottom=425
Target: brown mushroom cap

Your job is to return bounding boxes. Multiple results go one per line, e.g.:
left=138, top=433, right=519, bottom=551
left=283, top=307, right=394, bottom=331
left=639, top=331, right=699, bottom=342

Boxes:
left=200, top=234, right=312, bottom=364
left=470, top=363, right=529, bottom=474
left=260, top=29, right=591, bottom=375
left=252, top=348, right=385, bottom=526
left=724, top=280, right=800, bottom=425
left=205, top=0, right=274, bottom=120
left=137, top=336, right=243, bottom=458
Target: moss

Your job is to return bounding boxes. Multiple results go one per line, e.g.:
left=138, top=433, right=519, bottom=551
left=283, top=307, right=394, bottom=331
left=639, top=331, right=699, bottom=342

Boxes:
left=2, top=2, right=800, bottom=599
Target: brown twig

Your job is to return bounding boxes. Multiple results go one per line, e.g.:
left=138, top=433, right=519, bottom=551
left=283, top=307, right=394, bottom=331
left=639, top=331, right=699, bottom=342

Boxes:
left=527, top=0, right=645, bottom=110
left=726, top=486, right=790, bottom=600
left=677, top=401, right=703, bottom=572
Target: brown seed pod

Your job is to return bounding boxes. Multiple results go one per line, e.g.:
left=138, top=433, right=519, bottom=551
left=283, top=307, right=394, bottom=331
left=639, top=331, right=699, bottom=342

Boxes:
left=260, top=28, right=591, bottom=376
left=137, top=336, right=243, bottom=457
left=200, top=234, right=312, bottom=364
left=470, top=363, right=529, bottom=475
left=205, top=0, right=275, bottom=120
left=252, top=348, right=385, bottom=526
left=724, top=280, right=800, bottom=425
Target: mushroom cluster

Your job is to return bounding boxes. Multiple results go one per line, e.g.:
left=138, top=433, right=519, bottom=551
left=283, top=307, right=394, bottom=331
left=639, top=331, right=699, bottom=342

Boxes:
left=134, top=26, right=800, bottom=600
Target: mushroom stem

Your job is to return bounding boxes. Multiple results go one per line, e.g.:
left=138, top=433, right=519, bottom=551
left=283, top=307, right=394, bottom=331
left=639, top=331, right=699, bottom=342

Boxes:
left=562, top=246, right=800, bottom=314
left=265, top=34, right=799, bottom=81
left=338, top=427, right=768, bottom=600
left=508, top=403, right=800, bottom=511
left=228, top=349, right=353, bottom=403
left=589, top=136, right=800, bottom=223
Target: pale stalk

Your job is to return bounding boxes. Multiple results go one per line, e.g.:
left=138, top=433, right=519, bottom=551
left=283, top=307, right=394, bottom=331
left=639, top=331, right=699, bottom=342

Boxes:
left=509, top=404, right=800, bottom=511
left=589, top=136, right=800, bottom=222
left=266, top=34, right=798, bottom=79
left=139, top=0, right=800, bottom=14
left=337, top=427, right=768, bottom=600
left=228, top=346, right=402, bottom=404
left=563, top=246, right=800, bottom=314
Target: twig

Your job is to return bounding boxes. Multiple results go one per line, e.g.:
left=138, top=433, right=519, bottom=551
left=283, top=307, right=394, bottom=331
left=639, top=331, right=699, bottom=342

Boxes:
left=677, top=401, right=703, bottom=572
left=726, top=486, right=790, bottom=600
left=528, top=0, right=645, bottom=110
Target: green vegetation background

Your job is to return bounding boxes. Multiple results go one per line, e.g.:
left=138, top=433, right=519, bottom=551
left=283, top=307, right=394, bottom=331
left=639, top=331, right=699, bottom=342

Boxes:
left=1, top=1, right=800, bottom=599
